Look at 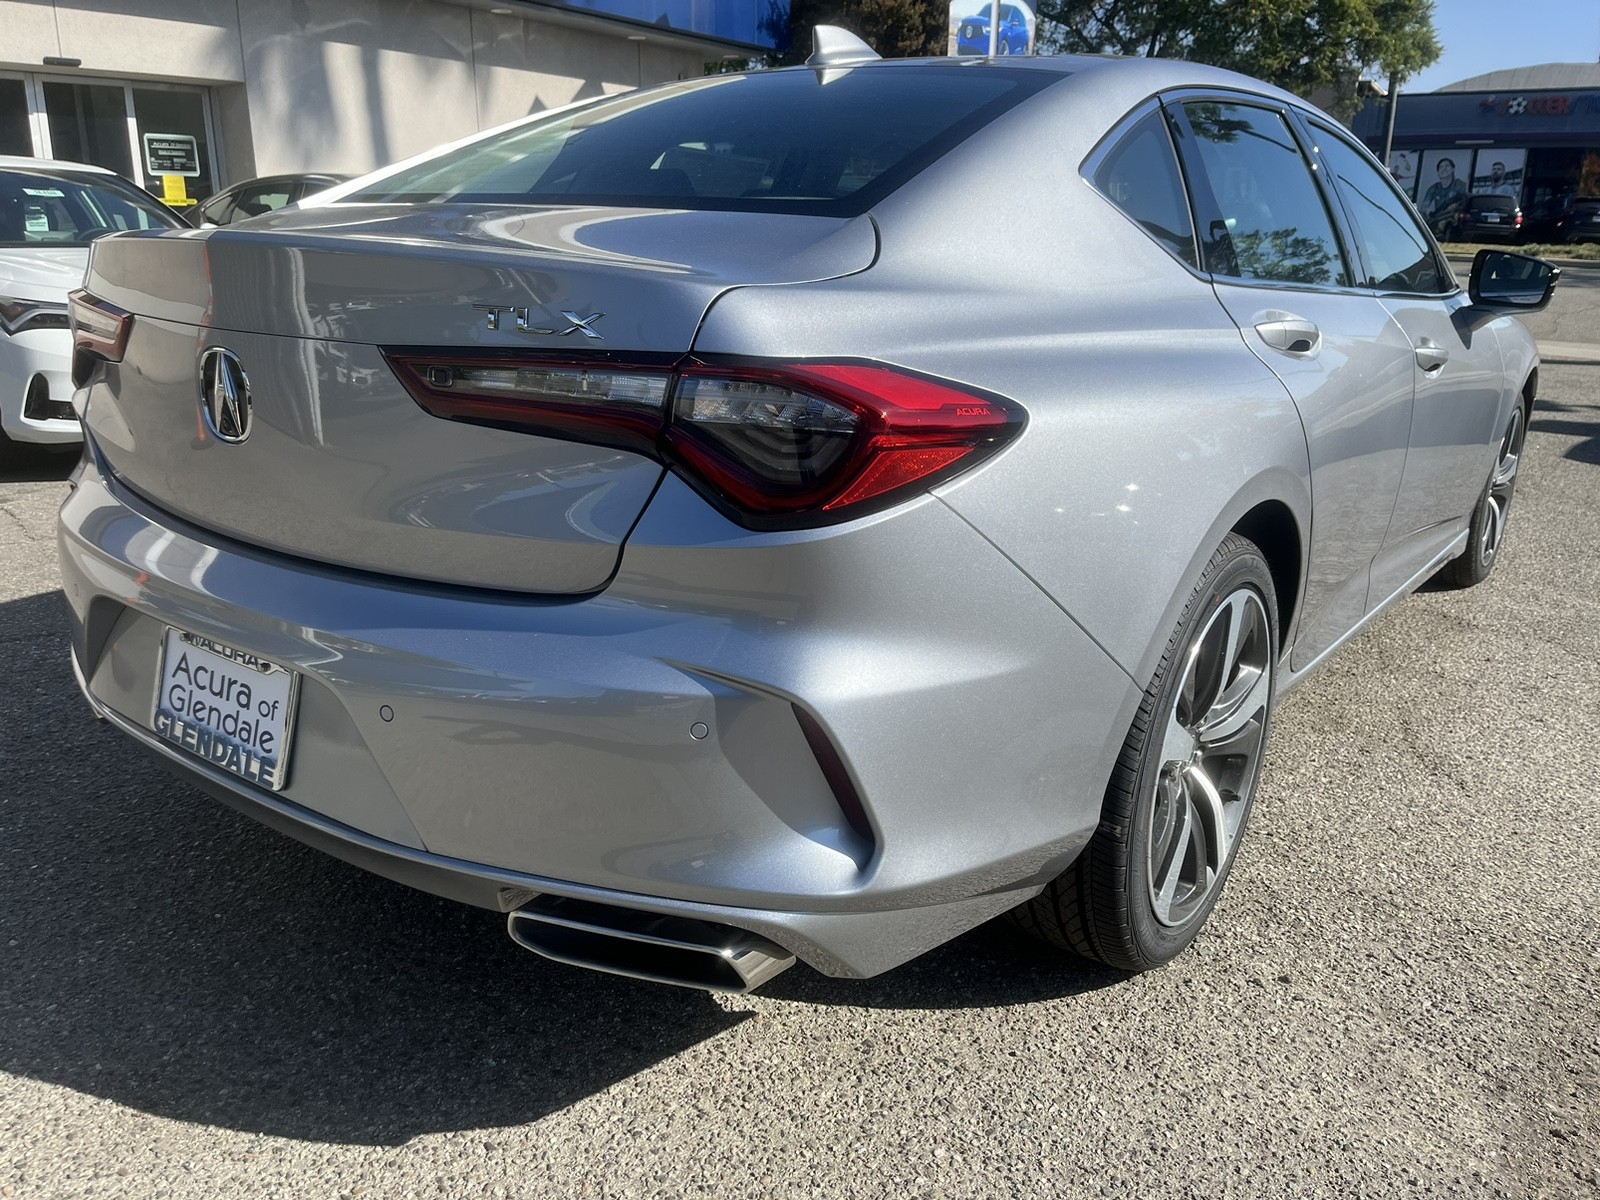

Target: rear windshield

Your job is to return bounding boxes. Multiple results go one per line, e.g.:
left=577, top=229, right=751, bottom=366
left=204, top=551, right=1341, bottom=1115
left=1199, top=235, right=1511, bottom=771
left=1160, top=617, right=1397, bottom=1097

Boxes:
left=1467, top=196, right=1516, bottom=211
left=345, top=65, right=1058, bottom=217
left=0, top=167, right=185, bottom=245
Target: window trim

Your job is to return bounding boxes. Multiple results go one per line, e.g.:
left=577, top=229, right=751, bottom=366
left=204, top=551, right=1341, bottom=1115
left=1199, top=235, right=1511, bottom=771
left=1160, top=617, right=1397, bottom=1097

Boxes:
left=1078, top=96, right=1204, bottom=276
left=1291, top=112, right=1460, bottom=300
left=1163, top=91, right=1362, bottom=296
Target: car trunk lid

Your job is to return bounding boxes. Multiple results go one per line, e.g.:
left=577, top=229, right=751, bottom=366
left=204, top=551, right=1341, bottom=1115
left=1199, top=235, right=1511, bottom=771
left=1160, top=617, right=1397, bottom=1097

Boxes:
left=81, top=206, right=876, bottom=593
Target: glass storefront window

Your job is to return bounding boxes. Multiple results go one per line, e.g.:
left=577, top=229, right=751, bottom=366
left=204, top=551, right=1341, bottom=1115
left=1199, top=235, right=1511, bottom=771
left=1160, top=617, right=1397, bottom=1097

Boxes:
left=0, top=78, right=31, bottom=157
left=0, top=74, right=217, bottom=201
left=132, top=87, right=215, bottom=203
left=43, top=81, right=135, bottom=180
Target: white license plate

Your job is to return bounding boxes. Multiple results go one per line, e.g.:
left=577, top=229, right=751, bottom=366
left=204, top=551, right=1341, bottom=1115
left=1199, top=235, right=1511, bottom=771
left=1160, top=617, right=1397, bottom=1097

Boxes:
left=1483, top=213, right=1501, bottom=222
left=152, top=628, right=298, bottom=791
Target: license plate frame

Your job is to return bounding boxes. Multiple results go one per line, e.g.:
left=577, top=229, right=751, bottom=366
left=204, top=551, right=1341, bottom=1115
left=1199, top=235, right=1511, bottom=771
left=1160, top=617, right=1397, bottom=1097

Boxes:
left=151, top=627, right=300, bottom=791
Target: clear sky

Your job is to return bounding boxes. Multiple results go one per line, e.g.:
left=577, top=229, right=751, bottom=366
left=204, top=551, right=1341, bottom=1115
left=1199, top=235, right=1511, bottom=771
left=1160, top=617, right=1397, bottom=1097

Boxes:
left=1404, top=0, right=1600, bottom=92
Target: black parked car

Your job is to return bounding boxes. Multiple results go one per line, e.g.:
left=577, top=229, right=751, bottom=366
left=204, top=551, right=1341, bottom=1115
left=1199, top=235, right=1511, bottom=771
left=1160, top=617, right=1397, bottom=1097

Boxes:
left=196, top=173, right=347, bottom=226
left=1451, top=194, right=1523, bottom=244
left=1554, top=197, right=1600, bottom=244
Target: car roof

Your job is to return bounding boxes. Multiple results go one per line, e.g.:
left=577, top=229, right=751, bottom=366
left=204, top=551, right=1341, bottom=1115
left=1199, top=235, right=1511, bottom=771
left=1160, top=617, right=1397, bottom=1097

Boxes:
left=0, top=155, right=116, bottom=175
left=786, top=53, right=1310, bottom=114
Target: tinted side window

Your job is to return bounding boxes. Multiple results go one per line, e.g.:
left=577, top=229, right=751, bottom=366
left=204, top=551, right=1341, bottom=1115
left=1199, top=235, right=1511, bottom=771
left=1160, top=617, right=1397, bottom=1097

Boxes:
left=198, top=191, right=236, bottom=224
left=1307, top=122, right=1448, bottom=294
left=1179, top=102, right=1349, bottom=287
left=1091, top=111, right=1196, bottom=267
left=233, top=184, right=293, bottom=218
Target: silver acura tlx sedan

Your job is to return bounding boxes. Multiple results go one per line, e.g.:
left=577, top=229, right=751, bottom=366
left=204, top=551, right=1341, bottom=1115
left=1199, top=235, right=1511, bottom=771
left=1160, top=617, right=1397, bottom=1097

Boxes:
left=59, top=32, right=1556, bottom=993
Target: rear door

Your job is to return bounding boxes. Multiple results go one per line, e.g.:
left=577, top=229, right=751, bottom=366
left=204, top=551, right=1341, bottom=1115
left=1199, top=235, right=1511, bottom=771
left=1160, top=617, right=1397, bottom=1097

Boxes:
left=1167, top=96, right=1416, bottom=669
left=1299, top=117, right=1508, bottom=601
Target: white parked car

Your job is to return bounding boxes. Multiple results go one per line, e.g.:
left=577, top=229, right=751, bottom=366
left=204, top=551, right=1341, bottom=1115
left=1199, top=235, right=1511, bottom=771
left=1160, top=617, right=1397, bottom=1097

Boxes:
left=0, top=156, right=185, bottom=463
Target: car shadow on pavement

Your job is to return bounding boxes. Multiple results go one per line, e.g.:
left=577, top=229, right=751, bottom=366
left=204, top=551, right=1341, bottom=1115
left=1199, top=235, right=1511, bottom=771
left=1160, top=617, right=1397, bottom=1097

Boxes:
left=0, top=590, right=748, bottom=1146
left=762, top=924, right=1128, bottom=1010
left=1529, top=414, right=1600, bottom=466
left=0, top=444, right=78, bottom=484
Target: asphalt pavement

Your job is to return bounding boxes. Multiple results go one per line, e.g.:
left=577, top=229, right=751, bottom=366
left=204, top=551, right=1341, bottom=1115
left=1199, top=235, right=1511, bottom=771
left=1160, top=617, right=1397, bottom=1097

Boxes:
left=1, top=361, right=1596, bottom=1198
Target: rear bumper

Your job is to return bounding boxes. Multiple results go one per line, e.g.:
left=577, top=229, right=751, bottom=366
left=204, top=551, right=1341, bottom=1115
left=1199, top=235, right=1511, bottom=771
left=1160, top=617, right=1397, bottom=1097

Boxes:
left=58, top=454, right=1137, bottom=978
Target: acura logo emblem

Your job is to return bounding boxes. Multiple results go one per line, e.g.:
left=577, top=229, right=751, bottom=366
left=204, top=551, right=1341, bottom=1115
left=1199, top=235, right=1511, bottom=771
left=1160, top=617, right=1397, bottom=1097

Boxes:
left=200, top=348, right=251, bottom=443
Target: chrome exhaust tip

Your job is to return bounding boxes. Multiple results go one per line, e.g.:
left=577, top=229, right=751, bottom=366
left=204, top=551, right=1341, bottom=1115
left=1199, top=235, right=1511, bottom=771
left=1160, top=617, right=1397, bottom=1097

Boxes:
left=507, top=895, right=795, bottom=994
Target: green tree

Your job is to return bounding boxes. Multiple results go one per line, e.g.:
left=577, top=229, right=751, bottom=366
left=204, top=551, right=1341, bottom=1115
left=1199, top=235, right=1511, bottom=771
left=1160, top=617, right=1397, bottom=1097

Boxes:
left=1036, top=0, right=1439, bottom=114
left=771, top=0, right=948, bottom=65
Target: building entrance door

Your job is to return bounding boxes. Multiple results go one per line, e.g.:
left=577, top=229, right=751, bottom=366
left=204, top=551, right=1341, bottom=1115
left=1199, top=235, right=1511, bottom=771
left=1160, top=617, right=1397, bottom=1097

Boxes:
left=0, top=72, right=217, bottom=203
left=43, top=80, right=136, bottom=180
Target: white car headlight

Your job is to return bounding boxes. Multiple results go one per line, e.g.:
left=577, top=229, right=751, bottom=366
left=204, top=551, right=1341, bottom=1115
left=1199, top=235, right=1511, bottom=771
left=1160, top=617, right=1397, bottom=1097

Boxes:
left=0, top=297, right=71, bottom=336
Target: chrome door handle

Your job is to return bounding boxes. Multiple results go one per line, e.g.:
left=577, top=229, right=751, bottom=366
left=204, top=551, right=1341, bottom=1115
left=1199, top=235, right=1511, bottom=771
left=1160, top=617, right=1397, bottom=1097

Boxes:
left=1414, top=339, right=1449, bottom=373
left=1254, top=316, right=1321, bottom=356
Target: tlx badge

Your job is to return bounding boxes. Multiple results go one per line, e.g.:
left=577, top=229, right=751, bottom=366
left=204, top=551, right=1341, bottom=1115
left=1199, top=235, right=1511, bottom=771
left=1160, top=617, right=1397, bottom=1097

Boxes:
left=473, top=305, right=605, bottom=339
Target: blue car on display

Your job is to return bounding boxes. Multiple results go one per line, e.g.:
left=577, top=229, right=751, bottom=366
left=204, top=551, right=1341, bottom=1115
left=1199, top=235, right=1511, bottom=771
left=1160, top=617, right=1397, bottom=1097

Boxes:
left=956, top=4, right=1031, bottom=55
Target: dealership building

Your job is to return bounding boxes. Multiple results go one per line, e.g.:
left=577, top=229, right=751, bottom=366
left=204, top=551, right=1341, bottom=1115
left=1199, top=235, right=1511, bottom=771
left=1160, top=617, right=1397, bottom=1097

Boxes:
left=1352, top=62, right=1600, bottom=235
left=0, top=0, right=784, bottom=203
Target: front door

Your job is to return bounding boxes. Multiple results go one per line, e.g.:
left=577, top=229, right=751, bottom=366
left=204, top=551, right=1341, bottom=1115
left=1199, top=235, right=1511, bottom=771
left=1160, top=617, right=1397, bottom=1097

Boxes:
left=1299, top=118, right=1508, bottom=602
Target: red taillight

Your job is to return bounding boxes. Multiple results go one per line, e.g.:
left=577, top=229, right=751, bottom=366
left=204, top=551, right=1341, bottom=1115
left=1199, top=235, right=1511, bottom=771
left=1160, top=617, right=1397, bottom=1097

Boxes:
left=666, top=362, right=1019, bottom=518
left=385, top=352, right=1024, bottom=528
left=68, top=290, right=132, bottom=386
left=1515, top=212, right=1524, bottom=227
left=386, top=355, right=674, bottom=455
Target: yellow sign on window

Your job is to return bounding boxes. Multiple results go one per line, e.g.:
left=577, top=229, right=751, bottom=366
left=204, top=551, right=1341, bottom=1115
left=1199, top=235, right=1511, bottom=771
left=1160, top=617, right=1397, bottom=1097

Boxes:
left=161, top=174, right=196, bottom=207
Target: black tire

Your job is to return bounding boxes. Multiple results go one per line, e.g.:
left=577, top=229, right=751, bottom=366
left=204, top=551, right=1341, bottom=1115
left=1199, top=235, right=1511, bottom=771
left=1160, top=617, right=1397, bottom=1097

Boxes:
left=1441, top=401, right=1526, bottom=589
left=1017, top=533, right=1279, bottom=971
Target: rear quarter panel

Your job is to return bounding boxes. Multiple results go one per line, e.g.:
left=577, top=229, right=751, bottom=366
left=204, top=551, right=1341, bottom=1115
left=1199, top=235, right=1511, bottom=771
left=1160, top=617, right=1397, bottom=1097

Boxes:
left=691, top=76, right=1313, bottom=690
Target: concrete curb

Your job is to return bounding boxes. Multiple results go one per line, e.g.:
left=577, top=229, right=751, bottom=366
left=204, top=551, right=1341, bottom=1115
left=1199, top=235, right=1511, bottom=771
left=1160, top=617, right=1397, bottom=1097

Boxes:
left=1537, top=342, right=1600, bottom=365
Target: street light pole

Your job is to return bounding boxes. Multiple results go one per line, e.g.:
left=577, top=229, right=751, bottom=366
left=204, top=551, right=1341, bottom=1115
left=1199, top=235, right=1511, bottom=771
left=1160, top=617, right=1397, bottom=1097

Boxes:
left=1381, top=69, right=1401, bottom=170
left=990, top=0, right=1000, bottom=56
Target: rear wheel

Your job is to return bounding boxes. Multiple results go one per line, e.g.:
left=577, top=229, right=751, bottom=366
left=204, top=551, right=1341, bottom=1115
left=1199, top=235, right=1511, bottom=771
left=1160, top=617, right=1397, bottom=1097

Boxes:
left=1017, top=534, right=1278, bottom=971
left=1442, top=402, right=1524, bottom=589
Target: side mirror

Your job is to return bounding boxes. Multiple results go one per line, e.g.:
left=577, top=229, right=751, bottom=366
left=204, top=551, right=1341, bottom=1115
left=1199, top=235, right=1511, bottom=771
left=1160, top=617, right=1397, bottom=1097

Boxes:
left=1469, top=249, right=1559, bottom=313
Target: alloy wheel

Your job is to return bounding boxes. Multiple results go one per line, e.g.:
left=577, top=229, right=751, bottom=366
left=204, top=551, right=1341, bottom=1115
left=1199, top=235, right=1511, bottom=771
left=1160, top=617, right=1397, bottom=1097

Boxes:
left=1145, top=587, right=1273, bottom=927
left=1479, top=406, right=1523, bottom=567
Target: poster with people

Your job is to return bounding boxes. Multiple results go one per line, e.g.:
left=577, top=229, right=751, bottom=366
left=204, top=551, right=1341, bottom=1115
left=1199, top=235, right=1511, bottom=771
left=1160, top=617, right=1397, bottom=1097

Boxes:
left=948, top=0, right=1036, bottom=56
left=1472, top=150, right=1526, bottom=198
left=1387, top=151, right=1418, bottom=200
left=1417, top=150, right=1469, bottom=237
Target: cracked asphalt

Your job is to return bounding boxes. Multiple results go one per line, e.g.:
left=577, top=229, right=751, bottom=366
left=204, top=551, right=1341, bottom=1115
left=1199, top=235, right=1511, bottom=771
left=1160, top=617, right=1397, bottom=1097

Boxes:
left=1, top=362, right=1596, bottom=1199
